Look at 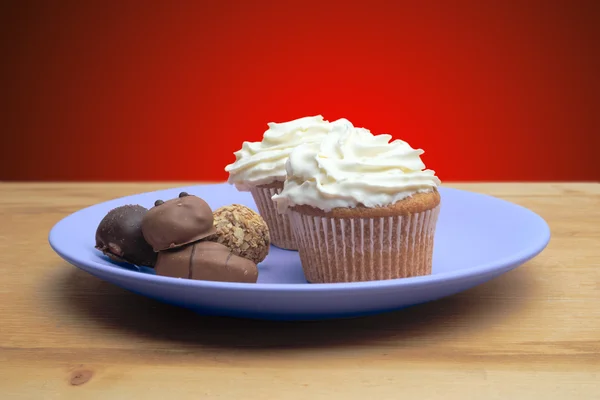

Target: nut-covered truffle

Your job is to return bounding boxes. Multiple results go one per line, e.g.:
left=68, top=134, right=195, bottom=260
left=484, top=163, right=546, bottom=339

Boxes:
left=95, top=205, right=157, bottom=267
left=155, top=241, right=258, bottom=283
left=142, top=194, right=217, bottom=252
left=206, top=204, right=270, bottom=264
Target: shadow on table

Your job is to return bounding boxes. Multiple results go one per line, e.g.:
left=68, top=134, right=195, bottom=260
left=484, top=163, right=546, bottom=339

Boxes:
left=53, top=263, right=537, bottom=350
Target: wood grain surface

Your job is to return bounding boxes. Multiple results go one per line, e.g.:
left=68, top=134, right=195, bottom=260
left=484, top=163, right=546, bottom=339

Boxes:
left=0, top=182, right=598, bottom=400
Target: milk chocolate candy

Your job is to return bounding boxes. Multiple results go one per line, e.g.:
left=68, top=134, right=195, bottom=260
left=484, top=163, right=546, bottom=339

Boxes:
left=141, top=193, right=217, bottom=252
left=155, top=241, right=258, bottom=283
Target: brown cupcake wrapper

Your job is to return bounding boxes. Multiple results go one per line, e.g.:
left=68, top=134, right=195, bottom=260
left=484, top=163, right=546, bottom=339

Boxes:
left=288, top=205, right=441, bottom=283
left=250, top=185, right=298, bottom=250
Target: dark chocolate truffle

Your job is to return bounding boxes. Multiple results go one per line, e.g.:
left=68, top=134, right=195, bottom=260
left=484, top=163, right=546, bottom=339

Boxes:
left=141, top=195, right=217, bottom=252
left=95, top=205, right=157, bottom=267
left=155, top=241, right=258, bottom=283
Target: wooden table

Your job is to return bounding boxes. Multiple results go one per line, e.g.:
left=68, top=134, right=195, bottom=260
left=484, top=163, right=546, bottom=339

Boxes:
left=1, top=182, right=599, bottom=399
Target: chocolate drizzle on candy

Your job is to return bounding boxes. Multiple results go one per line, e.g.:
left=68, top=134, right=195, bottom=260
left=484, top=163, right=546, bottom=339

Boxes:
left=155, top=241, right=258, bottom=283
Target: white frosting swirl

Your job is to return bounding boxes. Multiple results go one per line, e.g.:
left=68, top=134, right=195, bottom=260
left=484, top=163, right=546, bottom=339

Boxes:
left=225, top=115, right=353, bottom=191
left=272, top=124, right=441, bottom=212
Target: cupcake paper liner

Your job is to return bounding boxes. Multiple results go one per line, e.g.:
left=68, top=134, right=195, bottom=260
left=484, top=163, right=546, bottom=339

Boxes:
left=250, top=184, right=298, bottom=250
left=288, top=205, right=441, bottom=283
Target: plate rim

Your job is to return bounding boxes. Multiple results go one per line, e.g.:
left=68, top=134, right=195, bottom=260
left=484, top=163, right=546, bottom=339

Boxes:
left=48, top=183, right=551, bottom=293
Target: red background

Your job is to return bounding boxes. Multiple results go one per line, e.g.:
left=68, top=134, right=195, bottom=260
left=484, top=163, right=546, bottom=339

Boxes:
left=1, top=1, right=598, bottom=182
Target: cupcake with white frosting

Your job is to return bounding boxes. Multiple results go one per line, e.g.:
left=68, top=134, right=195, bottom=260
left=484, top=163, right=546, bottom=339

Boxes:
left=225, top=115, right=352, bottom=250
left=272, top=124, right=441, bottom=283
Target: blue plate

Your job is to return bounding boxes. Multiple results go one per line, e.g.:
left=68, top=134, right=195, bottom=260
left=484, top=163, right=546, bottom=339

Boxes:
left=49, top=183, right=550, bottom=321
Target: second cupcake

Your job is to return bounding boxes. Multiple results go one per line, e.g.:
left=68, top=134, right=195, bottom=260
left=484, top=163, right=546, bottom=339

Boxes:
left=272, top=124, right=441, bottom=283
left=225, top=115, right=352, bottom=250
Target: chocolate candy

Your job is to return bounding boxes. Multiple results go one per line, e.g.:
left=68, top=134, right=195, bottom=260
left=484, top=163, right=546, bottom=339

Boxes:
left=207, top=204, right=270, bottom=264
left=142, top=194, right=217, bottom=252
left=95, top=205, right=157, bottom=267
left=155, top=241, right=258, bottom=283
